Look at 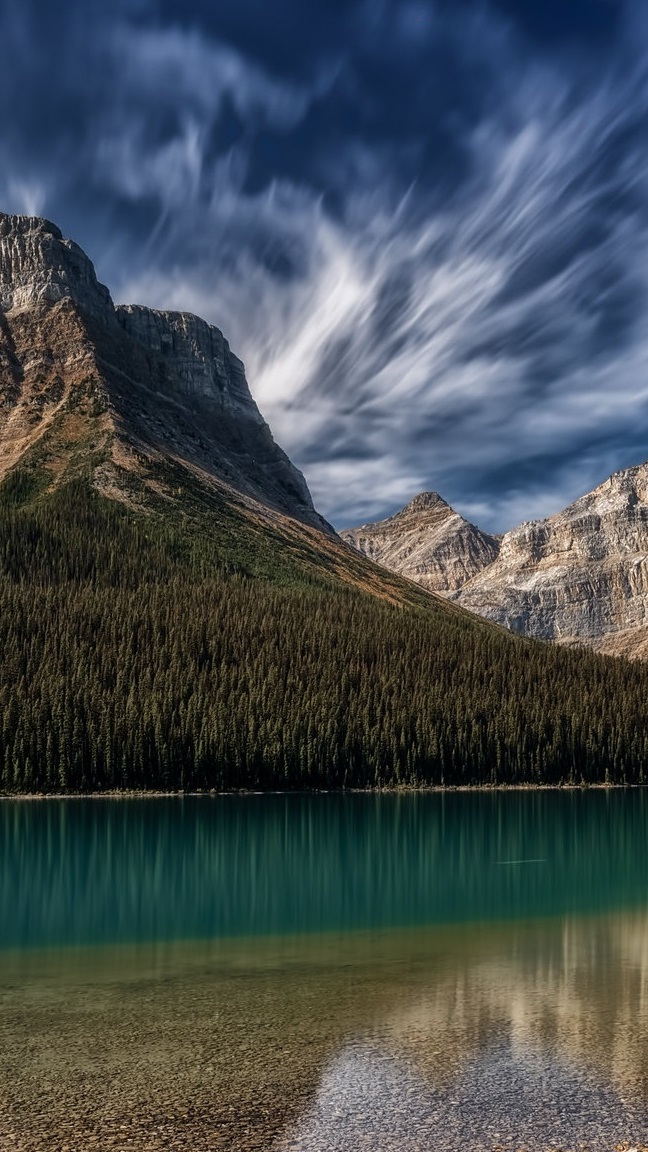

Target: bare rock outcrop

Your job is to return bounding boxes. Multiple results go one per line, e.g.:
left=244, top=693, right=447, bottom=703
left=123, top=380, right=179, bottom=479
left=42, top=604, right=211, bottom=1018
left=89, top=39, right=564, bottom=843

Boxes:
left=115, top=305, right=262, bottom=420
left=454, top=464, right=648, bottom=646
left=340, top=492, right=500, bottom=593
left=0, top=214, right=112, bottom=318
left=344, top=468, right=648, bottom=657
left=0, top=211, right=325, bottom=531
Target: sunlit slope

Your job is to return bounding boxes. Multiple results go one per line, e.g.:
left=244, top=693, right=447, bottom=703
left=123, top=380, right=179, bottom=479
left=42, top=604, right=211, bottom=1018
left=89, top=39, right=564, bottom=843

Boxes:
left=1, top=469, right=648, bottom=793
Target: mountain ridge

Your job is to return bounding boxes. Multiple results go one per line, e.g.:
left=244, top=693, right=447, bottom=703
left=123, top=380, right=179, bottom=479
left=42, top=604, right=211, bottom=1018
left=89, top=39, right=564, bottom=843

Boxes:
left=0, top=211, right=329, bottom=533
left=343, top=464, right=648, bottom=658
left=2, top=208, right=648, bottom=793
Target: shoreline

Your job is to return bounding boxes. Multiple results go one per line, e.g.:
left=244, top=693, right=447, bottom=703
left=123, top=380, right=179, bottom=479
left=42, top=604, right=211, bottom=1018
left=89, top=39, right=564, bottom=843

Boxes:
left=0, top=782, right=644, bottom=800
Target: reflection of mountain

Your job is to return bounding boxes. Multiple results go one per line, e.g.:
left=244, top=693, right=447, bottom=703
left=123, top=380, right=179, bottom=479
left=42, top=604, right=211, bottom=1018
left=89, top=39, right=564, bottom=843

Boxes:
left=384, top=914, right=648, bottom=1101
left=3, top=791, right=648, bottom=1147
left=275, top=915, right=648, bottom=1148
left=1, top=912, right=647, bottom=1151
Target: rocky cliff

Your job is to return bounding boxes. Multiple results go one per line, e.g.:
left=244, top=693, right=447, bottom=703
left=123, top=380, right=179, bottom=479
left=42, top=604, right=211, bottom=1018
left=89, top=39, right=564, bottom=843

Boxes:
left=340, top=492, right=500, bottom=593
left=344, top=468, right=648, bottom=658
left=454, top=464, right=648, bottom=653
left=0, top=213, right=112, bottom=317
left=116, top=305, right=260, bottom=418
left=0, top=211, right=325, bottom=530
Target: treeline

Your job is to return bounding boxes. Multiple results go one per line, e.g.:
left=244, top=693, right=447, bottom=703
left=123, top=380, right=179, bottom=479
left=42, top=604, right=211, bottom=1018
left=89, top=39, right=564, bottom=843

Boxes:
left=1, top=477, right=648, bottom=792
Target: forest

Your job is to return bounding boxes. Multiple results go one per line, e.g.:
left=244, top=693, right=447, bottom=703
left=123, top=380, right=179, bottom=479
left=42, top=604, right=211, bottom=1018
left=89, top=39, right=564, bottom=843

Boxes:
left=1, top=471, right=647, bottom=792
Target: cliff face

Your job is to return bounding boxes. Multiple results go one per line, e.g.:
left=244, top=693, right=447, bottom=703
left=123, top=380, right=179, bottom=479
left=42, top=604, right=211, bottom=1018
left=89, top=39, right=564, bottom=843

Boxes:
left=454, top=464, right=648, bottom=650
left=340, top=493, right=500, bottom=593
left=115, top=305, right=263, bottom=420
left=0, top=212, right=325, bottom=531
left=0, top=214, right=112, bottom=317
left=344, top=469, right=648, bottom=658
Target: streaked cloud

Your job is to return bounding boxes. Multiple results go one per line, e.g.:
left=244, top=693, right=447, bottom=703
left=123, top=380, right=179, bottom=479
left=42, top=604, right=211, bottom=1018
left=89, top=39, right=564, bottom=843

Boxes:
left=1, top=0, right=647, bottom=530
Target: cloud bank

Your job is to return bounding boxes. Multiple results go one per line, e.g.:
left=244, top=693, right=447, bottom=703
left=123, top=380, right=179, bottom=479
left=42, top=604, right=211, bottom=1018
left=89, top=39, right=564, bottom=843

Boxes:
left=1, top=0, right=648, bottom=530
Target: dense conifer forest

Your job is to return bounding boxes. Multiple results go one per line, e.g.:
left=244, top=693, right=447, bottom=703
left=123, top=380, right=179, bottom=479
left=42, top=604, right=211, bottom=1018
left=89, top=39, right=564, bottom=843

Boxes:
left=1, top=470, right=647, bottom=793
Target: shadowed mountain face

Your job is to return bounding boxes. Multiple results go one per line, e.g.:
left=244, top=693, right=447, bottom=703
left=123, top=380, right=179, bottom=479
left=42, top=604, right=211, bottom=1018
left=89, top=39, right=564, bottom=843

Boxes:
left=344, top=470, right=648, bottom=658
left=0, top=212, right=328, bottom=532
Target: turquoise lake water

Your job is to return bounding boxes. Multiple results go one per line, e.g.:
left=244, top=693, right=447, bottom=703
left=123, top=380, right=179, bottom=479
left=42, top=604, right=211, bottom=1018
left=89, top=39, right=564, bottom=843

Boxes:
left=1, top=790, right=647, bottom=1151
left=1, top=790, right=647, bottom=948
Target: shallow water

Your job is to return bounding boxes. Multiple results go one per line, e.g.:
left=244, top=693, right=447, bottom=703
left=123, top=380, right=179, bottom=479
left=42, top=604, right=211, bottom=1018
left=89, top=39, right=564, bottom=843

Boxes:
left=0, top=791, right=647, bottom=1150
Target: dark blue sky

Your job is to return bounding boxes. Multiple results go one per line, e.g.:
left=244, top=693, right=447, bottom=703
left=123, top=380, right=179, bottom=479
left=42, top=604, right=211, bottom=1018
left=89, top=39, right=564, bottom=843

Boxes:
left=1, top=0, right=646, bottom=529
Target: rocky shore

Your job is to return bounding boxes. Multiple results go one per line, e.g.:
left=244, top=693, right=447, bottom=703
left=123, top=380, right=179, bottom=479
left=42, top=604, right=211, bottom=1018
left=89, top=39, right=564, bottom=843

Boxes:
left=0, top=921, right=647, bottom=1152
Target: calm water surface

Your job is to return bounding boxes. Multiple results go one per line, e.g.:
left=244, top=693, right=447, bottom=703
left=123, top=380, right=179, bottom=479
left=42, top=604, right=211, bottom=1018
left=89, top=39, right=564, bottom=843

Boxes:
left=0, top=791, right=647, bottom=1151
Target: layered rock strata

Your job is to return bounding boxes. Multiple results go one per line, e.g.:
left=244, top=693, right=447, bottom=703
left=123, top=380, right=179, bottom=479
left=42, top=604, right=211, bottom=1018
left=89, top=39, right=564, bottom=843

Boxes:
left=454, top=464, right=648, bottom=651
left=340, top=492, right=500, bottom=594
left=0, top=211, right=325, bottom=530
left=344, top=468, right=648, bottom=658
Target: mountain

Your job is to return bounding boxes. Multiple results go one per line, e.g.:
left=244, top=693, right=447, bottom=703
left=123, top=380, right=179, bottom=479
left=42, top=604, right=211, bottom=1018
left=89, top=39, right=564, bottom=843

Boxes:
left=340, top=491, right=500, bottom=594
left=455, top=463, right=648, bottom=654
left=343, top=466, right=648, bottom=658
left=2, top=209, right=648, bottom=793
left=0, top=211, right=327, bottom=532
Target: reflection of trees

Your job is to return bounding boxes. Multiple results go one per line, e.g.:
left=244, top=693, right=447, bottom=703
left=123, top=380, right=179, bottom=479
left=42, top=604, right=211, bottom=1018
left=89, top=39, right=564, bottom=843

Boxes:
left=383, top=913, right=648, bottom=1098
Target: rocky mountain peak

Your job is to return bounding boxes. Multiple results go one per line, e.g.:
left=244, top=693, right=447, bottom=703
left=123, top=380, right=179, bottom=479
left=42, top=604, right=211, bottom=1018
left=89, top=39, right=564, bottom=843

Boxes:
left=397, top=491, right=453, bottom=518
left=341, top=495, right=500, bottom=594
left=0, top=210, right=327, bottom=532
left=0, top=211, right=113, bottom=318
left=344, top=460, right=648, bottom=658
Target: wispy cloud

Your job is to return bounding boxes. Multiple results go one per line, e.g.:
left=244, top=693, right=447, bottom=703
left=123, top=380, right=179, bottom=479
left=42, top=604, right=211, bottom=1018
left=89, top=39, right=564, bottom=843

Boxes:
left=3, top=0, right=648, bottom=531
left=94, top=22, right=339, bottom=215
left=1, top=176, right=47, bottom=217
left=110, top=8, right=648, bottom=530
left=110, top=24, right=335, bottom=130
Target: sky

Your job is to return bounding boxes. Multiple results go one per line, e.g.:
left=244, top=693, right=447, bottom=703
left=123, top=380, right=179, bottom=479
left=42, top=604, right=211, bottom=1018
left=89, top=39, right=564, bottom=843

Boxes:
left=1, top=0, right=648, bottom=531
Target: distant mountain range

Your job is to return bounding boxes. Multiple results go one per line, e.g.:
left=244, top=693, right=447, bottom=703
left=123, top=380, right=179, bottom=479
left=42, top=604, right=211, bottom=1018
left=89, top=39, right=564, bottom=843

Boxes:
left=1, top=210, right=647, bottom=792
left=342, top=466, right=648, bottom=660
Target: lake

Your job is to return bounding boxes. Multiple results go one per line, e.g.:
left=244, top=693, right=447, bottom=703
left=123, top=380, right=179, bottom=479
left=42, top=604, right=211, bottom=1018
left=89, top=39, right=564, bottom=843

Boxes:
left=0, top=790, right=647, bottom=1150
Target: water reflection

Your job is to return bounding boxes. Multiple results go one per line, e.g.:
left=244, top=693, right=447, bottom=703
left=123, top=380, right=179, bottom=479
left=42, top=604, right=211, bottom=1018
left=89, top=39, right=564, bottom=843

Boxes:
left=1, top=793, right=648, bottom=1149
left=276, top=914, right=648, bottom=1150
left=1, top=790, right=647, bottom=946
left=0, top=911, right=647, bottom=1150
left=383, top=914, right=648, bottom=1097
